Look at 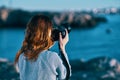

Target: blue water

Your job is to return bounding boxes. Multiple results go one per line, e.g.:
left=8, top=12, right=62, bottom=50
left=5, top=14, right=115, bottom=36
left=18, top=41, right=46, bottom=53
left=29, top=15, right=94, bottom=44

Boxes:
left=0, top=15, right=120, bottom=62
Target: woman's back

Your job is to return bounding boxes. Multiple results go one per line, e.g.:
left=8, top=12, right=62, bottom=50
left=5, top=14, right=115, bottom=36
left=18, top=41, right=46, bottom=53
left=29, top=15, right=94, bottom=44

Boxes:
left=18, top=50, right=67, bottom=80
left=15, top=15, right=71, bottom=80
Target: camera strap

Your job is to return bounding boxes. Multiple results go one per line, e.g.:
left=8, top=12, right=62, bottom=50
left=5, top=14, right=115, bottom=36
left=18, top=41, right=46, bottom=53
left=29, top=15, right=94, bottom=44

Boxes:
left=58, top=43, right=70, bottom=80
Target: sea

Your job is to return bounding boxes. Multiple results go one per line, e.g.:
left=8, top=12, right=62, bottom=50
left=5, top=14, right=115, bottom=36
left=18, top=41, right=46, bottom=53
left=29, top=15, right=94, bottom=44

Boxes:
left=0, top=14, right=120, bottom=62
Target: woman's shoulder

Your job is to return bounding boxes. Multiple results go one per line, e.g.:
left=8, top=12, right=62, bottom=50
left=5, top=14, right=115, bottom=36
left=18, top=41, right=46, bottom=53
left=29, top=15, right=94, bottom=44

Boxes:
left=39, top=50, right=61, bottom=61
left=44, top=50, right=59, bottom=58
left=19, top=53, right=25, bottom=60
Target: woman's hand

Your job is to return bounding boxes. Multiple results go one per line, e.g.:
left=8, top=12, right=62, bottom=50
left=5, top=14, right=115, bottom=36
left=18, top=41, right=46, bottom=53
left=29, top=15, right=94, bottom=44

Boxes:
left=59, top=29, right=69, bottom=53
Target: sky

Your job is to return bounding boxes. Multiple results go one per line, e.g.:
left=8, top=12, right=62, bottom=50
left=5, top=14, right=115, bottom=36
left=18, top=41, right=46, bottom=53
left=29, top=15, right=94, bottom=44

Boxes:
left=0, top=0, right=120, bottom=11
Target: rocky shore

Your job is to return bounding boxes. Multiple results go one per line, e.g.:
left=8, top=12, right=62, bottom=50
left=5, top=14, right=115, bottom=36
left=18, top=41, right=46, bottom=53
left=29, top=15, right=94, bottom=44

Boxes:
left=70, top=57, right=120, bottom=80
left=0, top=58, right=19, bottom=80
left=1, top=56, right=120, bottom=80
left=0, top=7, right=107, bottom=29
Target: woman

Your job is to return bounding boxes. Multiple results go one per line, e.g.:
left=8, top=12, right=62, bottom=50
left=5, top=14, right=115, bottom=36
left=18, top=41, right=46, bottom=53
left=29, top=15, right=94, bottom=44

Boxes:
left=15, top=14, right=71, bottom=80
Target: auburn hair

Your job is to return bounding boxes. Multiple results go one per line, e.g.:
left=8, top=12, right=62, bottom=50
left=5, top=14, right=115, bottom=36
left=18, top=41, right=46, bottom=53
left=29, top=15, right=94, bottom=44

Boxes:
left=15, top=14, right=54, bottom=64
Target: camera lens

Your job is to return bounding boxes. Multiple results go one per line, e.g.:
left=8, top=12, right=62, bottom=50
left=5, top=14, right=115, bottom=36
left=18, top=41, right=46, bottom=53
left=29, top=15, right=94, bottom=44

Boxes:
left=52, top=23, right=71, bottom=41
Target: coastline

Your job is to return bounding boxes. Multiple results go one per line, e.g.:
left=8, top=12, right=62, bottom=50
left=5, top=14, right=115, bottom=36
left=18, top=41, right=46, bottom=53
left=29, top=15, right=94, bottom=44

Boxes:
left=0, top=7, right=107, bottom=29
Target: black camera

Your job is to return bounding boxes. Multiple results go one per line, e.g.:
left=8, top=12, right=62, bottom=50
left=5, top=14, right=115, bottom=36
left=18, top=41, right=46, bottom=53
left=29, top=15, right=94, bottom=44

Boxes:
left=52, top=23, right=71, bottom=41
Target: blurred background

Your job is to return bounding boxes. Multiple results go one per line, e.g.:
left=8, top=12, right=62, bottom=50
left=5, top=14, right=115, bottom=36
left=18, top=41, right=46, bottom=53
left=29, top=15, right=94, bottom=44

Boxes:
left=0, top=0, right=120, bottom=80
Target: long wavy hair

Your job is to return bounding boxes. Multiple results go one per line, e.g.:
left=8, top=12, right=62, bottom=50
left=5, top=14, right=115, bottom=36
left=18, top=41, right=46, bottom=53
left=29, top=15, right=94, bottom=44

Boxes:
left=15, top=14, right=54, bottom=64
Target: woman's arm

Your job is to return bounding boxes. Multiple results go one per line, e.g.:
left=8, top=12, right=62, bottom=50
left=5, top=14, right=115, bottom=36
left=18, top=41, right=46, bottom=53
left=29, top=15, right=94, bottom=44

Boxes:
left=58, top=30, right=72, bottom=79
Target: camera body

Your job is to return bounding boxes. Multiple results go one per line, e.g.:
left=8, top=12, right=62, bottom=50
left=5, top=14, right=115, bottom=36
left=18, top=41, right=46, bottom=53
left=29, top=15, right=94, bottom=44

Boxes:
left=52, top=23, right=71, bottom=41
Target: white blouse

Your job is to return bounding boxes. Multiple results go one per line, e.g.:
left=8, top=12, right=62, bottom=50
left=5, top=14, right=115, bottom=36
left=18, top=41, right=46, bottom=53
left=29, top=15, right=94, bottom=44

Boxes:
left=18, top=50, right=71, bottom=80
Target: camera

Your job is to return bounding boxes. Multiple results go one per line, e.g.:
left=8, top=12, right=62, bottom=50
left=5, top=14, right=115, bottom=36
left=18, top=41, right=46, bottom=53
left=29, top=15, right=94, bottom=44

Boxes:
left=52, top=23, right=71, bottom=41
